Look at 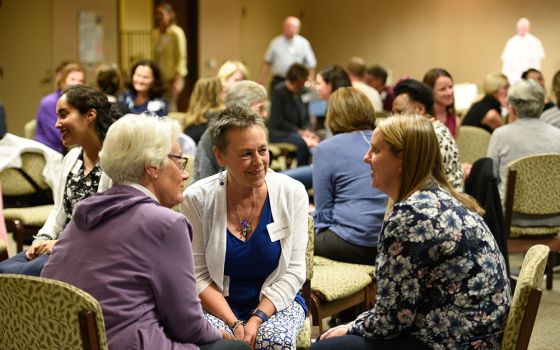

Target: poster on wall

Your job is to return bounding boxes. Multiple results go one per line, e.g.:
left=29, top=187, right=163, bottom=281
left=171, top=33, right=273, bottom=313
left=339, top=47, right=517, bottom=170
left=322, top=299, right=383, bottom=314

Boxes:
left=79, top=11, right=104, bottom=64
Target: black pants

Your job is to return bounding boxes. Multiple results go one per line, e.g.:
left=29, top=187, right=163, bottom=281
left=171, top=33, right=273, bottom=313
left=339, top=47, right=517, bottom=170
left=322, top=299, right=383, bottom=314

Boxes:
left=199, top=339, right=251, bottom=350
left=310, top=334, right=425, bottom=350
left=315, top=228, right=377, bottom=265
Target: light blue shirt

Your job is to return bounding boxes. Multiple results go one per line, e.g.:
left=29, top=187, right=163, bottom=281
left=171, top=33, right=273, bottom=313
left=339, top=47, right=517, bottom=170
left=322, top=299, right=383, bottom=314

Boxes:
left=312, top=130, right=387, bottom=247
left=264, top=34, right=317, bottom=77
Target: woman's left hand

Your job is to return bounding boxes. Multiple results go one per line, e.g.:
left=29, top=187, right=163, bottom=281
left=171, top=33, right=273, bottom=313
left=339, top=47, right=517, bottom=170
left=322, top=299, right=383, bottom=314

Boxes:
left=320, top=324, right=351, bottom=340
left=242, top=318, right=260, bottom=349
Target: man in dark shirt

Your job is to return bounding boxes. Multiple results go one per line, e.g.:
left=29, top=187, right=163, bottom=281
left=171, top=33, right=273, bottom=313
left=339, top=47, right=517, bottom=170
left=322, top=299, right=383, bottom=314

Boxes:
left=267, top=63, right=315, bottom=166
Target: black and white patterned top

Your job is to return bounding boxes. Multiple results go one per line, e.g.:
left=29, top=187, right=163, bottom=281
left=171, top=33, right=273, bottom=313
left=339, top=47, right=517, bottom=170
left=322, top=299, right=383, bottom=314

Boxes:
left=433, top=120, right=463, bottom=191
left=62, top=152, right=102, bottom=227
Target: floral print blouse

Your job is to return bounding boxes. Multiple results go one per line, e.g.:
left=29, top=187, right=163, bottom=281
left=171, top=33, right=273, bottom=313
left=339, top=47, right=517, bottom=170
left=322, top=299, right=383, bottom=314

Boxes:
left=62, top=153, right=102, bottom=227
left=349, top=182, right=511, bottom=350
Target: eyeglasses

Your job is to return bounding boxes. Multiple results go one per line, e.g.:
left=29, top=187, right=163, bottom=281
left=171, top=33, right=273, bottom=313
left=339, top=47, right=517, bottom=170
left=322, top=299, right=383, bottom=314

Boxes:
left=167, top=153, right=189, bottom=172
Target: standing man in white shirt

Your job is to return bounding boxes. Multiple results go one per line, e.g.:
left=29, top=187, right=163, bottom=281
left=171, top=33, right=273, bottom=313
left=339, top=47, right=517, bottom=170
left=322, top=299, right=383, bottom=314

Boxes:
left=501, top=17, right=545, bottom=85
left=258, top=16, right=317, bottom=91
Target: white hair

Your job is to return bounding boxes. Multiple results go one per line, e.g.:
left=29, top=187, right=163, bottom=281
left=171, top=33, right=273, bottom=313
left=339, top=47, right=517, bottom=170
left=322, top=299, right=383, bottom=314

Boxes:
left=100, top=114, right=180, bottom=184
left=508, top=79, right=545, bottom=119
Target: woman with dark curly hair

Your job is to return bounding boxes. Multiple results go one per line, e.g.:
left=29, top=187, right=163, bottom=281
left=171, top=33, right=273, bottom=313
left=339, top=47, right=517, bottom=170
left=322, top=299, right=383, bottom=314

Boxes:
left=118, top=59, right=169, bottom=117
left=0, top=85, right=121, bottom=276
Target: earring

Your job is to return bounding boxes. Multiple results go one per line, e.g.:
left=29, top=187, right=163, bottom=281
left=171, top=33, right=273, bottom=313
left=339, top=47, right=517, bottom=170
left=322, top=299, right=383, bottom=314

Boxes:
left=154, top=175, right=158, bottom=180
left=218, top=167, right=225, bottom=187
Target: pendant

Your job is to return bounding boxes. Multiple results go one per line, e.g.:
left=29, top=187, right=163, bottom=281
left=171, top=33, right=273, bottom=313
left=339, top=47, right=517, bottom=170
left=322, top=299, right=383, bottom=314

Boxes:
left=240, top=219, right=252, bottom=238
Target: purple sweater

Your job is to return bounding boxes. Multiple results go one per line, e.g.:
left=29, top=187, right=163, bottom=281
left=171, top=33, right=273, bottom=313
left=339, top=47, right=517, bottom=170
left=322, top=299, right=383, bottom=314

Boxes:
left=42, top=185, right=221, bottom=349
left=35, top=90, right=64, bottom=153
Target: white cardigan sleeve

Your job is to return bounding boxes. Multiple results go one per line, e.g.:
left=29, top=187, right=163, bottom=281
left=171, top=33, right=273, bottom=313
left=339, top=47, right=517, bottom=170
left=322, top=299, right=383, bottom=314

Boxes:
left=260, top=173, right=308, bottom=311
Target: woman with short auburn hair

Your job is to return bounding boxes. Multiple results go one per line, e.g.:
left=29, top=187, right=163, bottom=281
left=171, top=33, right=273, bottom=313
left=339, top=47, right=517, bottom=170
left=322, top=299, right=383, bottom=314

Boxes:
left=314, top=87, right=387, bottom=265
left=311, top=115, right=510, bottom=350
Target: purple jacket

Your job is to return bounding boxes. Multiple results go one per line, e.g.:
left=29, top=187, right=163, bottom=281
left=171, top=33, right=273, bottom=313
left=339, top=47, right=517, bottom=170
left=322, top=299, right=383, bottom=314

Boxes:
left=35, top=90, right=64, bottom=153
left=42, top=185, right=221, bottom=350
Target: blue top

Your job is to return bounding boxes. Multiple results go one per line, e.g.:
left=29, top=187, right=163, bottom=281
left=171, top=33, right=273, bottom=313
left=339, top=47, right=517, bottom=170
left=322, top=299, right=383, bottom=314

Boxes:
left=312, top=130, right=387, bottom=247
left=349, top=182, right=511, bottom=349
left=225, top=195, right=307, bottom=319
left=117, top=90, right=168, bottom=117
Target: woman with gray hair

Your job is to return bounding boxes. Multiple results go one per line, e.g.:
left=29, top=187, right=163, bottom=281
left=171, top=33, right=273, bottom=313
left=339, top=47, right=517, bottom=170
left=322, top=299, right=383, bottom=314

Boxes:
left=192, top=80, right=267, bottom=183
left=42, top=114, right=248, bottom=350
left=487, top=78, right=560, bottom=202
left=183, top=106, right=308, bottom=349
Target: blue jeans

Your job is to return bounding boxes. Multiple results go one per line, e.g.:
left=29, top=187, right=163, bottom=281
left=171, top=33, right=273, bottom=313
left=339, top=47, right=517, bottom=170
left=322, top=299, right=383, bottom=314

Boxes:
left=282, top=165, right=313, bottom=189
left=0, top=251, right=49, bottom=276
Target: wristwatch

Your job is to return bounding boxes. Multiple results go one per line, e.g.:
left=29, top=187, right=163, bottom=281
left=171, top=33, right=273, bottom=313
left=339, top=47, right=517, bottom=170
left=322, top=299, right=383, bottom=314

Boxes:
left=251, top=308, right=269, bottom=322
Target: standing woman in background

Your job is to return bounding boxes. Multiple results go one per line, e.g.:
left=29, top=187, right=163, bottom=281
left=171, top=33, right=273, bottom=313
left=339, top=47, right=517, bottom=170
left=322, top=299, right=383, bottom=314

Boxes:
left=35, top=61, right=85, bottom=153
left=152, top=1, right=187, bottom=112
left=118, top=60, right=169, bottom=117
left=423, top=68, right=460, bottom=138
left=183, top=77, right=224, bottom=144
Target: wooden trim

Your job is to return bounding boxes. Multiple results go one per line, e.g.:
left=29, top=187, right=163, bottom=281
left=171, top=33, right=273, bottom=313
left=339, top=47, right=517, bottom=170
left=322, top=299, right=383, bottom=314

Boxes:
left=78, top=310, right=101, bottom=350
left=504, top=169, right=517, bottom=239
left=515, top=287, right=542, bottom=350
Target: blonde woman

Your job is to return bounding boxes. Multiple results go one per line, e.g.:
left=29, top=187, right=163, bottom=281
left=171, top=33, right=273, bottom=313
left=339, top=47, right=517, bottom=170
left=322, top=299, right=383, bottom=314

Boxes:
left=217, top=60, right=249, bottom=96
left=462, top=73, right=510, bottom=132
left=183, top=77, right=224, bottom=144
left=312, top=115, right=510, bottom=350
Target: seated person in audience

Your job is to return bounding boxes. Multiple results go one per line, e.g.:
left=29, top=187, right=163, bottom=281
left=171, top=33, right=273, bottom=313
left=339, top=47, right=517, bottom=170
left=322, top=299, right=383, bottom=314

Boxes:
left=311, top=115, right=511, bottom=350
left=218, top=60, right=249, bottom=98
left=462, top=72, right=509, bottom=132
left=42, top=114, right=248, bottom=350
left=183, top=77, right=224, bottom=144
left=521, top=68, right=555, bottom=111
left=313, top=87, right=387, bottom=265
left=182, top=107, right=308, bottom=350
left=0, top=85, right=119, bottom=276
left=392, top=79, right=464, bottom=190
left=487, top=79, right=560, bottom=204
left=118, top=59, right=168, bottom=117
left=364, top=65, right=394, bottom=113
left=35, top=61, right=85, bottom=153
left=96, top=63, right=121, bottom=103
left=541, top=69, right=560, bottom=129
left=268, top=63, right=314, bottom=166
left=345, top=57, right=383, bottom=113
left=281, top=65, right=352, bottom=188
left=192, top=80, right=267, bottom=183
left=423, top=68, right=460, bottom=138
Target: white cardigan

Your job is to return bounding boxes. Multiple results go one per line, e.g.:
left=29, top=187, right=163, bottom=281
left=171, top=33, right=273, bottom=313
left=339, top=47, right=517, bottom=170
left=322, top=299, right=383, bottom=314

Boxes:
left=182, top=170, right=308, bottom=312
left=35, top=147, right=112, bottom=240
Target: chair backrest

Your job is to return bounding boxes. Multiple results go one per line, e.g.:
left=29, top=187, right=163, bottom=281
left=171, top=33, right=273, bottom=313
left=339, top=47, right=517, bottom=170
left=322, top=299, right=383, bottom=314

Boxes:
left=456, top=126, right=492, bottom=164
left=505, top=153, right=560, bottom=216
left=24, top=119, right=37, bottom=139
left=0, top=274, right=108, bottom=350
left=502, top=244, right=549, bottom=350
left=168, top=112, right=186, bottom=125
left=0, top=152, right=51, bottom=196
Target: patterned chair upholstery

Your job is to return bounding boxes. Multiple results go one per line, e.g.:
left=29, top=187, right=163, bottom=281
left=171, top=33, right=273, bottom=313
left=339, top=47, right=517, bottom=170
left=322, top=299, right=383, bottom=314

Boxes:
left=310, top=255, right=376, bottom=332
left=24, top=119, right=37, bottom=139
left=502, top=244, right=549, bottom=350
left=0, top=274, right=108, bottom=350
left=296, top=215, right=314, bottom=349
left=456, top=126, right=491, bottom=164
left=1, top=152, right=54, bottom=252
left=505, top=153, right=560, bottom=290
left=268, top=142, right=298, bottom=171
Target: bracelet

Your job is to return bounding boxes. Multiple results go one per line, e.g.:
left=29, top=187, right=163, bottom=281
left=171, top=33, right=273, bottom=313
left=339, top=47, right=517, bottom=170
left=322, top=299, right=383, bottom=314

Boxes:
left=251, top=308, right=269, bottom=322
left=229, top=319, right=244, bottom=332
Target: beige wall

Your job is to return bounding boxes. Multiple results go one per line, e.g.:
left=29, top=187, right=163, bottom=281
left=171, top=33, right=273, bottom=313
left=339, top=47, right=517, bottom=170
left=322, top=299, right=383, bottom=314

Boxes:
left=303, top=0, right=560, bottom=89
left=119, top=0, right=152, bottom=31
left=199, top=0, right=560, bottom=93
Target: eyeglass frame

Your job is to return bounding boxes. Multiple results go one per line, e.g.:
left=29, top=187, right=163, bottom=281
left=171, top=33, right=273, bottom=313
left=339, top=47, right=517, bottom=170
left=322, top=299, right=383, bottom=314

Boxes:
left=167, top=153, right=189, bottom=172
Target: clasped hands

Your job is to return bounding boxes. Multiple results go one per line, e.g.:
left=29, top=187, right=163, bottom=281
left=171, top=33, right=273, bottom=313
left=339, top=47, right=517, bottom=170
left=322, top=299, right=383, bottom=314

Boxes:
left=25, top=239, right=57, bottom=260
left=221, top=317, right=262, bottom=349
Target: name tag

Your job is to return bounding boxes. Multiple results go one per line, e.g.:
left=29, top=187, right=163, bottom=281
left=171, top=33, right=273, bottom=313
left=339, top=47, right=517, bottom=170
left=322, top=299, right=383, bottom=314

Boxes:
left=266, top=220, right=290, bottom=242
